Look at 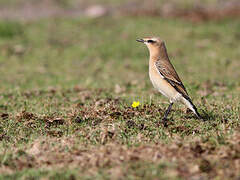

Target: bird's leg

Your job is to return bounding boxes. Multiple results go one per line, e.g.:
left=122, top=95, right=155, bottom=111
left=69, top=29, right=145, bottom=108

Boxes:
left=162, top=102, right=173, bottom=126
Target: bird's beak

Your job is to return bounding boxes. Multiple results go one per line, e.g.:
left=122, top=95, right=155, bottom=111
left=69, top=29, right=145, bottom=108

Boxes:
left=136, top=39, right=145, bottom=43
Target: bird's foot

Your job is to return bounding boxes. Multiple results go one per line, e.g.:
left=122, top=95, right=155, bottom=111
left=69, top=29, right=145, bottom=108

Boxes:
left=197, top=115, right=206, bottom=121
left=161, top=117, right=168, bottom=127
left=195, top=113, right=205, bottom=121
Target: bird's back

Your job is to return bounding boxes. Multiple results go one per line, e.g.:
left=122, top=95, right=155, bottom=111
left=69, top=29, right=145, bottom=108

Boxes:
left=155, top=58, right=189, bottom=97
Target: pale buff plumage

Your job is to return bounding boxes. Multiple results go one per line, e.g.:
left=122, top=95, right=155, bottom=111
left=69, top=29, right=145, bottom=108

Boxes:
left=137, top=37, right=201, bottom=122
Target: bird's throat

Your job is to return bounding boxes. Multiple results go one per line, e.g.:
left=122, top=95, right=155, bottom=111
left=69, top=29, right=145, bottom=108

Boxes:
left=148, top=45, right=169, bottom=62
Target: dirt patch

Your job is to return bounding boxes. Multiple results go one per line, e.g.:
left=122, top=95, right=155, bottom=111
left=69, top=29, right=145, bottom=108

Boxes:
left=1, top=133, right=239, bottom=179
left=0, top=86, right=239, bottom=178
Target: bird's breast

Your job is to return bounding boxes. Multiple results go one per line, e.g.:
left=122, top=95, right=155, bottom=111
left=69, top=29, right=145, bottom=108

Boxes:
left=149, top=61, right=180, bottom=102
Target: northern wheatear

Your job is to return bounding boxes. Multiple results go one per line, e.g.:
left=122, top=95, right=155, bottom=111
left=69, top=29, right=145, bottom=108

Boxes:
left=137, top=37, right=201, bottom=124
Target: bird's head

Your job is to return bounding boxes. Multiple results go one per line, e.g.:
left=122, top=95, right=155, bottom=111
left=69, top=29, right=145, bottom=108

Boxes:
left=136, top=37, right=164, bottom=48
left=136, top=37, right=167, bottom=58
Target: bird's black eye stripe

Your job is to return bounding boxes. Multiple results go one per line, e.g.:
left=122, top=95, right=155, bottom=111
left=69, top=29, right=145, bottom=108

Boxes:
left=147, top=40, right=155, bottom=43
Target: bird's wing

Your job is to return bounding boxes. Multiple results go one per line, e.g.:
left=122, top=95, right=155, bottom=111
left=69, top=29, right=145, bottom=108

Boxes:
left=155, top=60, right=189, bottom=98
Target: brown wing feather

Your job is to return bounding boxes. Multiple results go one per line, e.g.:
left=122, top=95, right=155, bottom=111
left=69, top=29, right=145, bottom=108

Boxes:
left=155, top=60, right=189, bottom=97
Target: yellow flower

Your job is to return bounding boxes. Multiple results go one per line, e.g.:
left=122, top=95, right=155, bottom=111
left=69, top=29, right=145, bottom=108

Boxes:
left=132, top=101, right=140, bottom=108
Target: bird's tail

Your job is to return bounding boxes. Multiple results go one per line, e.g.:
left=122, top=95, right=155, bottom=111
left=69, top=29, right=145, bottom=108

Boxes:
left=181, top=97, right=201, bottom=119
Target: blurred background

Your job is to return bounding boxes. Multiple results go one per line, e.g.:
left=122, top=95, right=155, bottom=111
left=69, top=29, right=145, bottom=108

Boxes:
left=1, top=0, right=240, bottom=21
left=0, top=0, right=239, bottom=96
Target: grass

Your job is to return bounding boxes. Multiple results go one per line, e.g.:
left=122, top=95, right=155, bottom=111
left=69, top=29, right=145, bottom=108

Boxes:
left=0, top=17, right=239, bottom=179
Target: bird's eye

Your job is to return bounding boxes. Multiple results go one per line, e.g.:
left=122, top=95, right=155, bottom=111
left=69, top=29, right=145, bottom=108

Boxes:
left=147, top=40, right=155, bottom=43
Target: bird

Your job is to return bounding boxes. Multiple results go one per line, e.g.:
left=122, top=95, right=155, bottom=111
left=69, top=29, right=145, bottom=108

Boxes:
left=136, top=37, right=201, bottom=125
